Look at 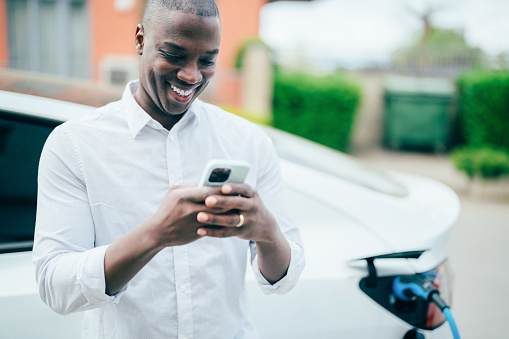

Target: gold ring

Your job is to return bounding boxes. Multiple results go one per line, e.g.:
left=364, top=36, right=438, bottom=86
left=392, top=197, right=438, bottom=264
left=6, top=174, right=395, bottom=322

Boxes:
left=236, top=214, right=244, bottom=227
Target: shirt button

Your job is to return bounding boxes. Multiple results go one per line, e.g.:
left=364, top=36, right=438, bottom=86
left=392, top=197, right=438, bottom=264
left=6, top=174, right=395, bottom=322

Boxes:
left=180, top=284, right=187, bottom=292
left=169, top=135, right=175, bottom=141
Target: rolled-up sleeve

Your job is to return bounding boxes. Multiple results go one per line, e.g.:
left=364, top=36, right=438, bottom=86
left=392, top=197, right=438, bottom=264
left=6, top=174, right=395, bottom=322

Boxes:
left=249, top=128, right=305, bottom=294
left=33, top=126, right=124, bottom=315
left=250, top=239, right=305, bottom=295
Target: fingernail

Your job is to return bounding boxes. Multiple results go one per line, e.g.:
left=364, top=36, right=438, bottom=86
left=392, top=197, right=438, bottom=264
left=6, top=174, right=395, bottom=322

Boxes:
left=205, top=197, right=217, bottom=206
left=197, top=229, right=206, bottom=236
left=222, top=185, right=232, bottom=194
left=197, top=212, right=208, bottom=222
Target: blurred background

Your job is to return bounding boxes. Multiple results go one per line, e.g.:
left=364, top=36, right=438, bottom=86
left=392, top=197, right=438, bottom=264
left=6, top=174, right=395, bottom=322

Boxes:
left=0, top=0, right=508, bottom=337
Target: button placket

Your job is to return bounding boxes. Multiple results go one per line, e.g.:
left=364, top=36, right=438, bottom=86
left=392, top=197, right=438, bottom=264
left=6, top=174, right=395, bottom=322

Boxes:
left=166, top=130, right=193, bottom=337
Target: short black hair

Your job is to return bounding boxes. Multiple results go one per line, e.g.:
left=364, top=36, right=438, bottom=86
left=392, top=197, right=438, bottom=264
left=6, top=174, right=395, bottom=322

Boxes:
left=143, top=0, right=219, bottom=28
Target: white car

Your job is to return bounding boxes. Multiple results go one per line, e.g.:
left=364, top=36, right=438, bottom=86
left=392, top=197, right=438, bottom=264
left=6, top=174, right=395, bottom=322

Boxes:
left=0, top=90, right=460, bottom=339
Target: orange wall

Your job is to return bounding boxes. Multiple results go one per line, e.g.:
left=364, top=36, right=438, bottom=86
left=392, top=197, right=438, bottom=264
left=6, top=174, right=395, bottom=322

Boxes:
left=0, top=0, right=8, bottom=68
left=213, top=0, right=267, bottom=107
left=89, top=0, right=143, bottom=80
left=216, top=0, right=267, bottom=69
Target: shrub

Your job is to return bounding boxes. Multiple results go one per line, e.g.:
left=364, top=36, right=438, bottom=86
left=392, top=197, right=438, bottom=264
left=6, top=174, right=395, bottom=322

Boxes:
left=451, top=146, right=509, bottom=180
left=272, top=71, right=361, bottom=152
left=457, top=71, right=509, bottom=151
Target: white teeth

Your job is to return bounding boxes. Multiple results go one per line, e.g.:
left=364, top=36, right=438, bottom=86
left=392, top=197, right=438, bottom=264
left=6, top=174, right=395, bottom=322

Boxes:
left=171, top=84, right=193, bottom=97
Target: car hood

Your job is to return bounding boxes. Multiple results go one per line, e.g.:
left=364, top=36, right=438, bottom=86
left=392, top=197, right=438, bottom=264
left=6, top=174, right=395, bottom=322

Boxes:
left=282, top=159, right=459, bottom=264
left=262, top=126, right=460, bottom=278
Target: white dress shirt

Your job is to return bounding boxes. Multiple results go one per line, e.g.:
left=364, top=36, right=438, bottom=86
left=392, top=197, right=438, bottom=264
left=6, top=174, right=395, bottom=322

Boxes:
left=33, top=81, right=304, bottom=339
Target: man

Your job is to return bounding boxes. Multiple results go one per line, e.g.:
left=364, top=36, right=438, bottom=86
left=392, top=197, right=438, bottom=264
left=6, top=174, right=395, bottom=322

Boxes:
left=33, top=0, right=304, bottom=338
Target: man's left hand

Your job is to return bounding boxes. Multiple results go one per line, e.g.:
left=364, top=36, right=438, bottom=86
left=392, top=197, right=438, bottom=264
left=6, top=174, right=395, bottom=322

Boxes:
left=195, top=183, right=278, bottom=243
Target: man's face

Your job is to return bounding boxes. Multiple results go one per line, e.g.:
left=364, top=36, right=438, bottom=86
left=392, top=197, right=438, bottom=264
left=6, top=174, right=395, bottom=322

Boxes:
left=135, top=10, right=221, bottom=117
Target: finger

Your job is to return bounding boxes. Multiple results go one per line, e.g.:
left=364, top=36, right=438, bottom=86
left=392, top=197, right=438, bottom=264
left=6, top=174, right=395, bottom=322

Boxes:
left=204, top=195, right=250, bottom=212
left=197, top=226, right=243, bottom=238
left=170, top=184, right=195, bottom=190
left=180, top=186, right=223, bottom=203
left=197, top=212, right=246, bottom=227
left=221, top=183, right=255, bottom=198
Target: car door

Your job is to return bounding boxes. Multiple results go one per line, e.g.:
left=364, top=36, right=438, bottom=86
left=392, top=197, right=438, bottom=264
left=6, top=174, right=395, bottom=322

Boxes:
left=0, top=111, right=82, bottom=338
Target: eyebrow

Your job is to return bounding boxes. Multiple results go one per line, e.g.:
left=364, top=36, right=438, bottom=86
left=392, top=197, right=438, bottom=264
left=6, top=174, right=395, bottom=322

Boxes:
left=164, top=42, right=219, bottom=55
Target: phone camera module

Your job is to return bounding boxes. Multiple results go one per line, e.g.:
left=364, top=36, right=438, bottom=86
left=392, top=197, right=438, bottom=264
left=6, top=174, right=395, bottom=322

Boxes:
left=208, top=168, right=231, bottom=183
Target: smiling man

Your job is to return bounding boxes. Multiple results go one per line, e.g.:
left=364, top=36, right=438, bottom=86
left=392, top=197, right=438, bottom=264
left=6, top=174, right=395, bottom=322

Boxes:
left=33, top=1, right=304, bottom=338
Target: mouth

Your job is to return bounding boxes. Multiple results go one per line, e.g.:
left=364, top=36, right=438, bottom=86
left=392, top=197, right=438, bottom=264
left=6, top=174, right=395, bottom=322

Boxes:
left=170, top=83, right=195, bottom=99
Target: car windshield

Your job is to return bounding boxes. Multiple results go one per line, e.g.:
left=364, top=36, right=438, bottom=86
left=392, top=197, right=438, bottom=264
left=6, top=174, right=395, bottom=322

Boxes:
left=261, top=126, right=408, bottom=197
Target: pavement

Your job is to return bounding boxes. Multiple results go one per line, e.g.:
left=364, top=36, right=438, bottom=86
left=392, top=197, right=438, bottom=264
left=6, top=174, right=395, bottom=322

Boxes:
left=355, top=147, right=509, bottom=339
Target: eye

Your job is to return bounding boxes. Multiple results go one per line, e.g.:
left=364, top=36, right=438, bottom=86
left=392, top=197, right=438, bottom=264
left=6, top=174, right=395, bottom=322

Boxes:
left=200, top=59, right=216, bottom=67
left=160, top=51, right=184, bottom=62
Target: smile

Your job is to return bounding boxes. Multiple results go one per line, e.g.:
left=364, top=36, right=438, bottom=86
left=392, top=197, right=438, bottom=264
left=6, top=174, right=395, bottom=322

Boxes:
left=170, top=84, right=194, bottom=98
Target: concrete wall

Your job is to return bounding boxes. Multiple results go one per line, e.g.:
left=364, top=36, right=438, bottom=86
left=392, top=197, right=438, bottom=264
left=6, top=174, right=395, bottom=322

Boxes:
left=241, top=44, right=273, bottom=119
left=350, top=70, right=385, bottom=154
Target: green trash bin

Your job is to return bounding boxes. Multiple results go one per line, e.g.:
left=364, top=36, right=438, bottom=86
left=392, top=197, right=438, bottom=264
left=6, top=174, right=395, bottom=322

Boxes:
left=383, top=75, right=456, bottom=152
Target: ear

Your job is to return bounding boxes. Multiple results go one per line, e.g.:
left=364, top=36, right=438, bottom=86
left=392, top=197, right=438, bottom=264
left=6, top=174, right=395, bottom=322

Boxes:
left=135, top=24, right=144, bottom=55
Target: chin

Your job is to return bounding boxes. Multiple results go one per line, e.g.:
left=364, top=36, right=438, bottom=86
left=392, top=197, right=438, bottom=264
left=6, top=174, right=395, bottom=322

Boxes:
left=162, top=101, right=192, bottom=116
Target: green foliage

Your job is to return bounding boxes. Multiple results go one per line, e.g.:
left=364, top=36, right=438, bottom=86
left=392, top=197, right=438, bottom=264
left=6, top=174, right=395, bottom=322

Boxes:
left=451, top=146, right=509, bottom=180
left=417, top=28, right=471, bottom=46
left=272, top=71, right=361, bottom=152
left=457, top=71, right=509, bottom=151
left=392, top=28, right=484, bottom=73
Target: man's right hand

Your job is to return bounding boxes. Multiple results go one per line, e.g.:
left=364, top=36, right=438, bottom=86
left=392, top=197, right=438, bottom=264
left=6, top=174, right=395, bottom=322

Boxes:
left=104, top=185, right=221, bottom=295
left=148, top=185, right=223, bottom=248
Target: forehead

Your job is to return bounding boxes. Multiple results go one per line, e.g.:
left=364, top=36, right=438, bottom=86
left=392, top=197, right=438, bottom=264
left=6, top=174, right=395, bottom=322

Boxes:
left=148, top=10, right=221, bottom=48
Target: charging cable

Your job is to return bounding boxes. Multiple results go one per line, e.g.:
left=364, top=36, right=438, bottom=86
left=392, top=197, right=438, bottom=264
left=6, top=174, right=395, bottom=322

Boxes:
left=393, top=275, right=461, bottom=339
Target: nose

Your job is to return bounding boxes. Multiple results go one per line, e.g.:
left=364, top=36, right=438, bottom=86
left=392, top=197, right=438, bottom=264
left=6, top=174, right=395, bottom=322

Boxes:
left=177, top=62, right=202, bottom=85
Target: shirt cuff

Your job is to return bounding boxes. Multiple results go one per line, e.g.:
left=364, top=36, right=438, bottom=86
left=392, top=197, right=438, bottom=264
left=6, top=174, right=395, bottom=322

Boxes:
left=252, top=240, right=305, bottom=295
left=76, top=245, right=127, bottom=305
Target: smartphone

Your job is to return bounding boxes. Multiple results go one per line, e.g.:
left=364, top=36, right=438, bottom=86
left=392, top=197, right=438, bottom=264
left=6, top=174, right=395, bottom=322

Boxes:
left=198, top=159, right=250, bottom=186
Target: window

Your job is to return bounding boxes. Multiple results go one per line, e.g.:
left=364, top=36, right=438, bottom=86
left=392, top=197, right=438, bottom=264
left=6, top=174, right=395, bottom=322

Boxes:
left=0, top=113, right=57, bottom=252
left=7, top=0, right=89, bottom=78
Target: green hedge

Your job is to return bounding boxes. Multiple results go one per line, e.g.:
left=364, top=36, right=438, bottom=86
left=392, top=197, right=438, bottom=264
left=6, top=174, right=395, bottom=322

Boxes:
left=457, top=71, right=509, bottom=151
left=272, top=71, right=361, bottom=152
left=451, top=146, right=509, bottom=179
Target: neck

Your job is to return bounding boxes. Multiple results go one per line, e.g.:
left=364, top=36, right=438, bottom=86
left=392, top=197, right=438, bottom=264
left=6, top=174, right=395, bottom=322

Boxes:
left=133, top=86, right=185, bottom=131
left=150, top=109, right=185, bottom=131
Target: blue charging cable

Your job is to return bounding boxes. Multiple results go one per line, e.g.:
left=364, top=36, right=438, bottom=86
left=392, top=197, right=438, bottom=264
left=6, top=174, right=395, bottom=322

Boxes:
left=393, top=276, right=461, bottom=339
left=442, top=307, right=460, bottom=339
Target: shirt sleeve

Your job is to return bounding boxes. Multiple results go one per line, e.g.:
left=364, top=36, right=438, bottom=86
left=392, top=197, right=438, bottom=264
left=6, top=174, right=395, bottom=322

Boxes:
left=33, top=125, right=126, bottom=315
left=249, top=128, right=305, bottom=295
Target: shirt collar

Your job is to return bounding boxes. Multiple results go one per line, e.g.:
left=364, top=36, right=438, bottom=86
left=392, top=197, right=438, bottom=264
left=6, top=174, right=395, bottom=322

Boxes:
left=123, top=80, right=201, bottom=138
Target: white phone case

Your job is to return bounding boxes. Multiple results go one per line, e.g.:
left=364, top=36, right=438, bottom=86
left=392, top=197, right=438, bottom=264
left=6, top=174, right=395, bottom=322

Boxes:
left=198, top=159, right=250, bottom=186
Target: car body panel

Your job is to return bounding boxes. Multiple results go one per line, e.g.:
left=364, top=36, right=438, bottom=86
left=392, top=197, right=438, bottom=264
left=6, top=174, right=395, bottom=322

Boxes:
left=246, top=278, right=453, bottom=339
left=0, top=90, right=93, bottom=122
left=0, top=252, right=83, bottom=339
